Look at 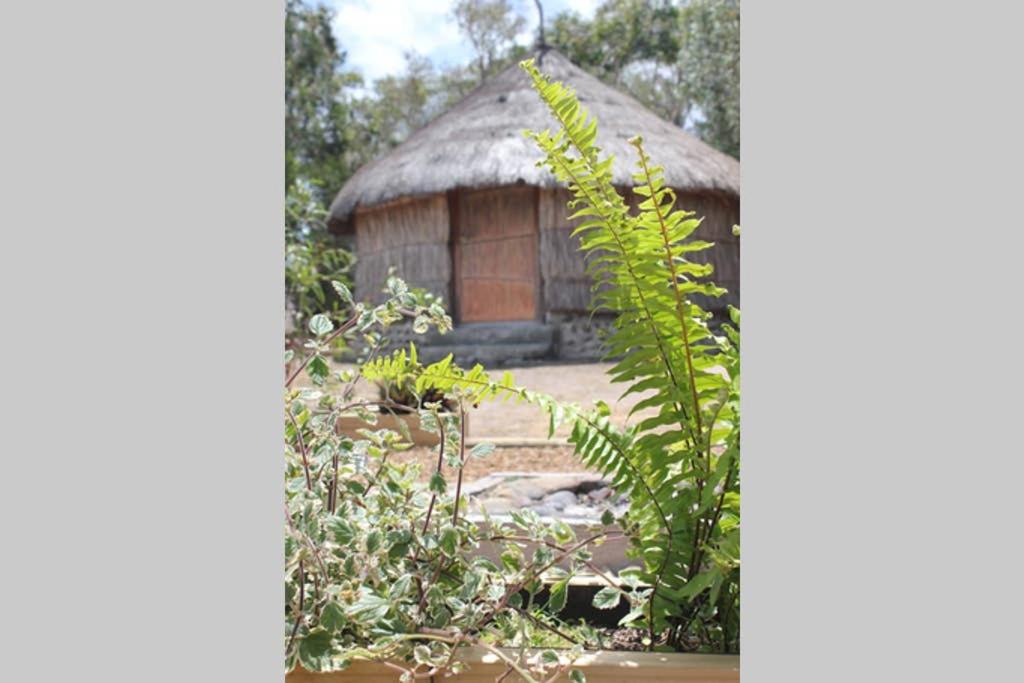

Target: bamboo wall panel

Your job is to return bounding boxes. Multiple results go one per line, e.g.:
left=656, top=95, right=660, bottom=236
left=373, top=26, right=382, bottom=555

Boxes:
left=354, top=195, right=451, bottom=305
left=538, top=188, right=740, bottom=313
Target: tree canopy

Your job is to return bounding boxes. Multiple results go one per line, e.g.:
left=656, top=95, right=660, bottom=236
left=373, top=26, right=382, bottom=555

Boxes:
left=550, top=0, right=739, bottom=158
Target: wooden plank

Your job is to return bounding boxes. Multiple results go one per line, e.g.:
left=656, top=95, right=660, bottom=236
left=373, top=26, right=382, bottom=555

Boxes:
left=457, top=186, right=538, bottom=322
left=288, top=647, right=740, bottom=683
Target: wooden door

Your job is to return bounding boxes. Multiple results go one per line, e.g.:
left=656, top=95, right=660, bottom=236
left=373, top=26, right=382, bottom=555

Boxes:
left=454, top=187, right=539, bottom=322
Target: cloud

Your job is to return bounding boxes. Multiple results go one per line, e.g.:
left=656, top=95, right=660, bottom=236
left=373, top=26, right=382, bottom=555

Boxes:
left=332, top=0, right=468, bottom=82
left=329, top=0, right=601, bottom=84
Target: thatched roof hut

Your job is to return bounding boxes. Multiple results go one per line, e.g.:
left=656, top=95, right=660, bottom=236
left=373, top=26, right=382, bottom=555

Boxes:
left=328, top=49, right=739, bottom=363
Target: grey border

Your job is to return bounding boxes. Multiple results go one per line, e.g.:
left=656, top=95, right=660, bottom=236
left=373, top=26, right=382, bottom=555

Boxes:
left=4, top=1, right=1023, bottom=681
left=744, top=1, right=1022, bottom=680
left=3, top=1, right=282, bottom=681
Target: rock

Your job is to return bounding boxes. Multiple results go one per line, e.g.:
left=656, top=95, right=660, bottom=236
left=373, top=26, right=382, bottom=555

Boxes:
left=562, top=504, right=596, bottom=518
left=587, top=486, right=613, bottom=501
left=471, top=495, right=535, bottom=515
left=496, top=479, right=550, bottom=502
left=539, top=490, right=578, bottom=510
left=530, top=504, right=559, bottom=517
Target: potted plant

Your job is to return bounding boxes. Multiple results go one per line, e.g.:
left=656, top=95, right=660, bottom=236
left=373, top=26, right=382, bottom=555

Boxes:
left=284, top=60, right=740, bottom=681
left=335, top=345, right=469, bottom=447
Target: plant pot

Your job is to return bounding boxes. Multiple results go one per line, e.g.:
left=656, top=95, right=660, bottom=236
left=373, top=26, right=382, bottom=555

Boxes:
left=336, top=410, right=468, bottom=447
left=286, top=646, right=739, bottom=682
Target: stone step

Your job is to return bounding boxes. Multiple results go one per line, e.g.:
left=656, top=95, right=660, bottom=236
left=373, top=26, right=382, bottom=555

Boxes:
left=416, top=340, right=553, bottom=367
left=417, top=321, right=555, bottom=347
left=413, top=322, right=556, bottom=367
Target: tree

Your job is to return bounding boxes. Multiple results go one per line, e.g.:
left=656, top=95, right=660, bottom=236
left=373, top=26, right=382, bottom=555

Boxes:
left=452, top=0, right=527, bottom=81
left=678, top=0, right=740, bottom=157
left=348, top=52, right=442, bottom=168
left=285, top=0, right=359, bottom=341
left=550, top=0, right=681, bottom=83
left=549, top=0, right=740, bottom=158
left=285, top=0, right=361, bottom=203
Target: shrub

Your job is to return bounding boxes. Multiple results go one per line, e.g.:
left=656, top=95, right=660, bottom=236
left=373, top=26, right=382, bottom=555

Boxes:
left=285, top=278, right=612, bottom=680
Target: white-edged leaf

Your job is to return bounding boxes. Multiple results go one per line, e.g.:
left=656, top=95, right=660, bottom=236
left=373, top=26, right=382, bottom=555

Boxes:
left=308, top=314, right=334, bottom=337
left=469, top=442, right=495, bottom=459
left=592, top=586, right=622, bottom=610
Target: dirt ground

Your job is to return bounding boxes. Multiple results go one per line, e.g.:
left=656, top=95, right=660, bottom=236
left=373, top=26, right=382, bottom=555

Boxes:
left=294, top=359, right=657, bottom=481
left=467, top=362, right=657, bottom=439
left=304, top=360, right=656, bottom=440
left=392, top=445, right=589, bottom=483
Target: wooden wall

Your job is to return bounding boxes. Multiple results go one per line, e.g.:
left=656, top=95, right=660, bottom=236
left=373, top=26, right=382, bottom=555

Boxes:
left=354, top=186, right=738, bottom=322
left=354, top=195, right=451, bottom=305
left=538, top=187, right=740, bottom=315
left=538, top=188, right=591, bottom=312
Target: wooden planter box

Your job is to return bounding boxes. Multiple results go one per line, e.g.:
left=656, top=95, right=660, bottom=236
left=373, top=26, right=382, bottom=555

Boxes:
left=288, top=646, right=739, bottom=682
left=336, top=410, right=467, bottom=447
left=469, top=515, right=637, bottom=574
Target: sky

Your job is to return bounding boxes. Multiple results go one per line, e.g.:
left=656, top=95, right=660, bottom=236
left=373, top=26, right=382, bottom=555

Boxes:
left=327, top=0, right=601, bottom=84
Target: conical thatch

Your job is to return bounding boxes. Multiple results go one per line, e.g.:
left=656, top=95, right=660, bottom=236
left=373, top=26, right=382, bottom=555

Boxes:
left=328, top=49, right=739, bottom=231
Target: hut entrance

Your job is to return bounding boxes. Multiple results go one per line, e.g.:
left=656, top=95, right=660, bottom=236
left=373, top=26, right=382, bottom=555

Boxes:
left=453, top=186, right=539, bottom=323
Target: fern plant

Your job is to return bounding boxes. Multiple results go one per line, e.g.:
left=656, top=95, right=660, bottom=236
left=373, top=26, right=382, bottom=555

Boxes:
left=516, top=58, right=742, bottom=652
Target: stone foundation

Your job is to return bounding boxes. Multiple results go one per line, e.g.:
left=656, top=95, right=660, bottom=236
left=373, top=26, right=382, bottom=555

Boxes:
left=546, top=312, right=615, bottom=361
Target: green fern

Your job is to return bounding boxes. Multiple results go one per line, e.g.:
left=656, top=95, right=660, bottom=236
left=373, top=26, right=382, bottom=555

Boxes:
left=520, top=58, right=741, bottom=651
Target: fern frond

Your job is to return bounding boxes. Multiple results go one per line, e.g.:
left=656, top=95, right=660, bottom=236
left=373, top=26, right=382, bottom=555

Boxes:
left=521, top=58, right=742, bottom=646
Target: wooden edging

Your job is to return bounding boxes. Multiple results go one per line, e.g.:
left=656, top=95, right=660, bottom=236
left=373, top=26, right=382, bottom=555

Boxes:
left=336, top=412, right=470, bottom=447
left=288, top=646, right=739, bottom=683
left=464, top=437, right=571, bottom=448
left=336, top=413, right=569, bottom=450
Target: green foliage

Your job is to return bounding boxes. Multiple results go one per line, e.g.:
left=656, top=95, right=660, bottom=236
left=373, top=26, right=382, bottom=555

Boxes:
left=452, top=0, right=527, bottom=80
left=285, top=0, right=361, bottom=201
left=520, top=57, right=741, bottom=652
left=285, top=0, right=359, bottom=344
left=549, top=0, right=740, bottom=158
left=677, top=0, right=740, bottom=157
left=285, top=278, right=619, bottom=679
left=285, top=182, right=354, bottom=343
left=347, top=2, right=530, bottom=163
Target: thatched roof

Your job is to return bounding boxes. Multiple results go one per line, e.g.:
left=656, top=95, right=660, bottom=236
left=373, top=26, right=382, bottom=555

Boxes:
left=328, top=49, right=739, bottom=231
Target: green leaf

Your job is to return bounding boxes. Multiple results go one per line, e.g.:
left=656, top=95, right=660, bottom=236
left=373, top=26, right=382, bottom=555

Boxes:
left=390, top=574, right=413, bottom=599
left=413, top=645, right=432, bottom=665
left=331, top=280, right=353, bottom=304
left=439, top=527, right=458, bottom=556
left=618, top=608, right=646, bottom=626
left=469, top=442, right=495, bottom=459
left=298, top=628, right=333, bottom=671
left=547, top=578, right=568, bottom=613
left=592, top=587, right=622, bottom=610
left=325, top=516, right=354, bottom=545
left=569, top=670, right=586, bottom=683
left=429, top=471, right=446, bottom=495
left=307, top=354, right=330, bottom=385
left=541, top=649, right=559, bottom=664
left=601, top=509, right=615, bottom=526
left=345, top=592, right=389, bottom=624
left=365, top=530, right=382, bottom=554
left=308, top=314, right=334, bottom=337
left=319, top=601, right=346, bottom=632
